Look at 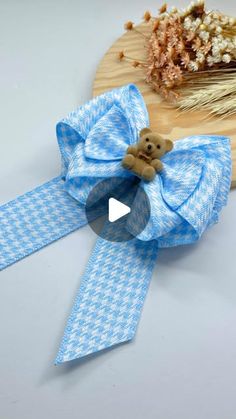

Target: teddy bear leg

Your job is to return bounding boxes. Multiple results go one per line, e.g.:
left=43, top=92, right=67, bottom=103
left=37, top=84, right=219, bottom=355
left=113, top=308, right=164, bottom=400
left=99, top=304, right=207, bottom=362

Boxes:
left=142, top=166, right=156, bottom=181
left=122, top=154, right=135, bottom=170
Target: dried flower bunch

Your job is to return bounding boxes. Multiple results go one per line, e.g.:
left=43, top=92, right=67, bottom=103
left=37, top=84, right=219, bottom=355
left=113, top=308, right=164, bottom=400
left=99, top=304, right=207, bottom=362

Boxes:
left=120, top=1, right=236, bottom=116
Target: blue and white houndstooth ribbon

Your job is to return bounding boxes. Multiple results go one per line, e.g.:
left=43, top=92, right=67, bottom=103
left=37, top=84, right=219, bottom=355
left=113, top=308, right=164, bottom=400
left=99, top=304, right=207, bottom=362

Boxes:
left=0, top=84, right=232, bottom=364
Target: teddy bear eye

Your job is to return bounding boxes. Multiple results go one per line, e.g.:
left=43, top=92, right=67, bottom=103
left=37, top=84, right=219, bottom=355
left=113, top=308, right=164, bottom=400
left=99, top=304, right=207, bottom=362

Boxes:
left=157, top=144, right=161, bottom=149
left=145, top=138, right=149, bottom=142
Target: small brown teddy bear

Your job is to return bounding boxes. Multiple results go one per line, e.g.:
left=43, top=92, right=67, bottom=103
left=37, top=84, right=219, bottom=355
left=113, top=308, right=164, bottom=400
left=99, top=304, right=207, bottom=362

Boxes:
left=122, top=128, right=173, bottom=181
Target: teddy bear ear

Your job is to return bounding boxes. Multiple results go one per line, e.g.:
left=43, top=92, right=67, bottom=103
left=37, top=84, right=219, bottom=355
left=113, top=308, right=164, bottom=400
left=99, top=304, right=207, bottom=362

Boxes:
left=165, top=139, right=174, bottom=152
left=139, top=127, right=152, bottom=137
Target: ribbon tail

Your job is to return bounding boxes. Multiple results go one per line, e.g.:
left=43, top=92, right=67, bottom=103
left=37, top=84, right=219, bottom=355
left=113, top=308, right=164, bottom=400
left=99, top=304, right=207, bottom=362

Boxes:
left=55, top=227, right=158, bottom=364
left=0, top=177, right=87, bottom=270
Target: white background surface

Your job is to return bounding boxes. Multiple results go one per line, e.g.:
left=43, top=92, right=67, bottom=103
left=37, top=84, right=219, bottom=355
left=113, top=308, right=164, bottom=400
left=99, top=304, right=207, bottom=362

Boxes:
left=0, top=1, right=236, bottom=418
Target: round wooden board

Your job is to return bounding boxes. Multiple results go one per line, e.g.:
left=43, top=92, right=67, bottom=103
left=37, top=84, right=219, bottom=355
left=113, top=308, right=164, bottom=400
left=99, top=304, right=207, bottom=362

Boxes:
left=93, top=23, right=236, bottom=188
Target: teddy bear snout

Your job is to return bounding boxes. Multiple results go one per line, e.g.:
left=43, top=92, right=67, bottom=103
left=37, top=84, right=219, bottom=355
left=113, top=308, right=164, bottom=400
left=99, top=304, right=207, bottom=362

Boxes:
left=145, top=142, right=154, bottom=153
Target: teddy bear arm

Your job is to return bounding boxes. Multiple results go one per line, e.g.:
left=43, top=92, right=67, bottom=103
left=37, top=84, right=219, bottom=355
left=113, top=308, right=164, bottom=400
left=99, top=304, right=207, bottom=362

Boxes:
left=127, top=145, right=138, bottom=156
left=151, top=159, right=163, bottom=172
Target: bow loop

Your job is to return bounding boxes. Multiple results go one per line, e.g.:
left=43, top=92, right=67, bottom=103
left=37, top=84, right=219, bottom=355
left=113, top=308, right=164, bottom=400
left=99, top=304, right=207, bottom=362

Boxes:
left=84, top=104, right=133, bottom=161
left=135, top=136, right=231, bottom=244
left=57, top=84, right=148, bottom=204
left=56, top=84, right=149, bottom=177
left=160, top=149, right=205, bottom=210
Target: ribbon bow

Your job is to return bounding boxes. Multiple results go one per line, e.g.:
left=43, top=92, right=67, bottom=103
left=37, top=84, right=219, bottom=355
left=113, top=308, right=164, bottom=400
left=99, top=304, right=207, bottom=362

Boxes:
left=57, top=84, right=231, bottom=246
left=0, top=84, right=231, bottom=365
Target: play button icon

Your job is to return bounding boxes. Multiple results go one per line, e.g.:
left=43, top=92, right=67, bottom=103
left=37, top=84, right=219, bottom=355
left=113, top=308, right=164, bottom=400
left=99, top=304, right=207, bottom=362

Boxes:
left=85, top=177, right=150, bottom=242
left=108, top=198, right=131, bottom=222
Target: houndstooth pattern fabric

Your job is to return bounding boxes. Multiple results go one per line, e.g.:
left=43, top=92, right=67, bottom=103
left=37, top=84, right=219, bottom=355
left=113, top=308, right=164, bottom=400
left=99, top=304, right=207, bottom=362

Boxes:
left=56, top=84, right=148, bottom=175
left=0, top=85, right=146, bottom=270
left=0, top=84, right=232, bottom=364
left=56, top=84, right=148, bottom=204
left=0, top=177, right=87, bottom=270
left=136, top=135, right=232, bottom=244
left=54, top=86, right=231, bottom=363
left=55, top=229, right=158, bottom=363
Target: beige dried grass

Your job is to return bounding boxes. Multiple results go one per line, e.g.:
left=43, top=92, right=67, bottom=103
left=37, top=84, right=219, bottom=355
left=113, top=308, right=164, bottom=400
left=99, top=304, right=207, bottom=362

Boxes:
left=177, top=69, right=236, bottom=116
left=121, top=1, right=236, bottom=117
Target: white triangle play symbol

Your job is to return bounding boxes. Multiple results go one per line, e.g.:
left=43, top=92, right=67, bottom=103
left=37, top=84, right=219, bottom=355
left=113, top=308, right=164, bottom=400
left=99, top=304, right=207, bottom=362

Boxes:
left=108, top=197, right=131, bottom=223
